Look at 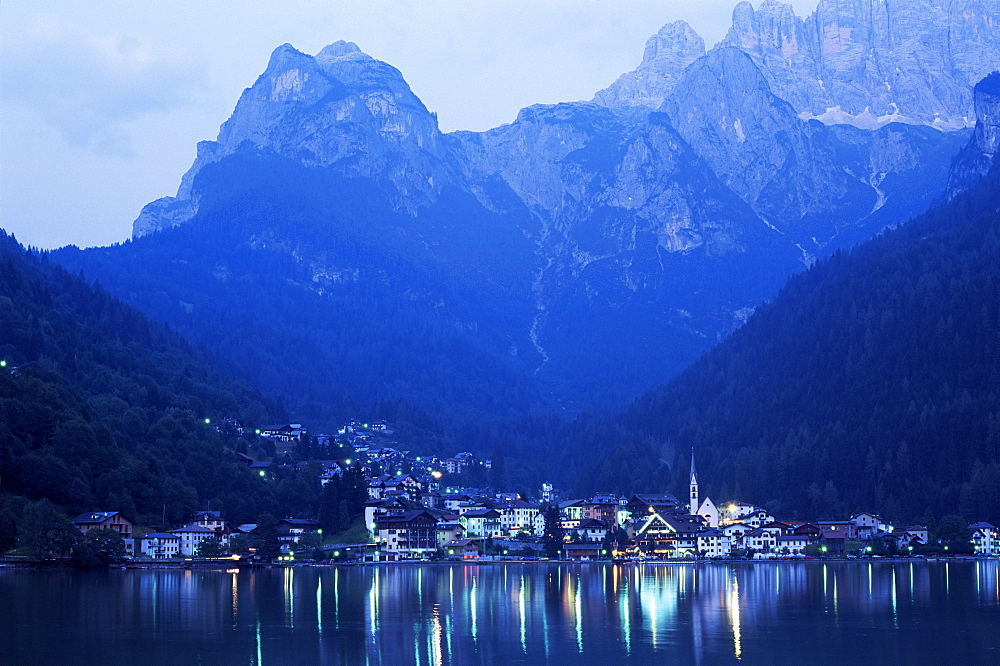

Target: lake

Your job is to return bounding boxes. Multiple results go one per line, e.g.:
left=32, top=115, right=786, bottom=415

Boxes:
left=2, top=561, right=999, bottom=664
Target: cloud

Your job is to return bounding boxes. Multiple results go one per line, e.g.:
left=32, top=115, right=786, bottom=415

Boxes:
left=0, top=13, right=206, bottom=154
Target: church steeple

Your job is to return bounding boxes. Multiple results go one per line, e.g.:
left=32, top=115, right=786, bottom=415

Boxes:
left=689, top=448, right=698, bottom=515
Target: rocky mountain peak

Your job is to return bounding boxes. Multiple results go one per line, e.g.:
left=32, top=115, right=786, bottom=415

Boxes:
left=973, top=72, right=1000, bottom=158
left=592, top=20, right=705, bottom=110
left=947, top=71, right=1000, bottom=199
left=133, top=41, right=447, bottom=238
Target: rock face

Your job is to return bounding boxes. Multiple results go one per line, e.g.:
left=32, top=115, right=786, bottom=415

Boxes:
left=660, top=47, right=968, bottom=252
left=596, top=0, right=1000, bottom=133
left=948, top=71, right=1000, bottom=198
left=593, top=21, right=706, bottom=111
left=114, top=32, right=973, bottom=410
left=721, top=0, right=1000, bottom=130
left=133, top=41, right=457, bottom=237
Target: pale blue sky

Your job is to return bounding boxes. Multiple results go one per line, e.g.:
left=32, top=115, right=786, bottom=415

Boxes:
left=1, top=1, right=818, bottom=249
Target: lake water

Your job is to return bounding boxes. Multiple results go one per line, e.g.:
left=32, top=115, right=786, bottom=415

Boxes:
left=2, top=561, right=999, bottom=664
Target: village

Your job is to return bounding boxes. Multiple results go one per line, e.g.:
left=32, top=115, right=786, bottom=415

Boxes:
left=68, top=419, right=1000, bottom=564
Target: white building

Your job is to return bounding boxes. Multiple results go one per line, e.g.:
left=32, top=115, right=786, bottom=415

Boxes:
left=140, top=533, right=180, bottom=559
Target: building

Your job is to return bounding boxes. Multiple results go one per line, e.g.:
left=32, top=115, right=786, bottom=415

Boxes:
left=171, top=525, right=219, bottom=557
left=970, top=522, right=999, bottom=555
left=461, top=509, right=503, bottom=538
left=70, top=511, right=133, bottom=539
left=376, top=510, right=440, bottom=559
left=277, top=519, right=321, bottom=553
left=140, top=533, right=180, bottom=559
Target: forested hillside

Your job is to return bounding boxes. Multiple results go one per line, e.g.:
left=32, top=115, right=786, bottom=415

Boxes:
left=575, top=158, right=1000, bottom=525
left=0, top=231, right=296, bottom=547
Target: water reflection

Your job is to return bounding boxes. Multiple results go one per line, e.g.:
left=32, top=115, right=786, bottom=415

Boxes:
left=2, top=561, right=1000, bottom=663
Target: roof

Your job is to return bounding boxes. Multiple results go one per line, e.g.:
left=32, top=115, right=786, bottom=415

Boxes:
left=463, top=509, right=501, bottom=518
left=577, top=519, right=608, bottom=529
left=142, top=532, right=178, bottom=540
left=71, top=511, right=122, bottom=525
left=278, top=518, right=321, bottom=527
left=171, top=525, right=215, bottom=534
left=628, top=494, right=679, bottom=504
left=193, top=510, right=223, bottom=519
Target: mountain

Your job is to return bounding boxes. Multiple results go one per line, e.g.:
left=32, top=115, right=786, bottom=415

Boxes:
left=573, top=120, right=1000, bottom=524
left=52, top=5, right=990, bottom=428
left=0, top=230, right=289, bottom=544
left=134, top=41, right=460, bottom=238
left=948, top=71, right=1000, bottom=198
left=661, top=46, right=968, bottom=253
left=598, top=0, right=1000, bottom=132
left=593, top=21, right=706, bottom=110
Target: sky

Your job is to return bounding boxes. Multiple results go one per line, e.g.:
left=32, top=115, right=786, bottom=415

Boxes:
left=0, top=1, right=819, bottom=250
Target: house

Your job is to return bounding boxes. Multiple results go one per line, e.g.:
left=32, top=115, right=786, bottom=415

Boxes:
left=277, top=519, right=321, bottom=553
left=559, top=499, right=586, bottom=524
left=171, top=525, right=219, bottom=556
left=818, top=520, right=857, bottom=540
left=776, top=534, right=810, bottom=556
left=496, top=499, right=542, bottom=537
left=376, top=510, right=439, bottom=559
left=564, top=543, right=603, bottom=561
left=720, top=522, right=752, bottom=544
left=582, top=495, right=620, bottom=525
left=140, top=533, right=180, bottom=559
left=969, top=522, right=999, bottom=555
left=575, top=519, right=609, bottom=543
left=70, top=511, right=133, bottom=539
left=697, top=529, right=732, bottom=558
left=850, top=512, right=886, bottom=540
left=899, top=525, right=929, bottom=544
left=442, top=538, right=482, bottom=560
left=259, top=423, right=306, bottom=442
left=719, top=502, right=759, bottom=525
left=744, top=528, right=779, bottom=554
left=633, top=512, right=702, bottom=559
left=626, top=494, right=681, bottom=520
left=744, top=509, right=776, bottom=529
left=190, top=510, right=228, bottom=533
left=436, top=515, right=465, bottom=547
left=461, top=509, right=503, bottom=538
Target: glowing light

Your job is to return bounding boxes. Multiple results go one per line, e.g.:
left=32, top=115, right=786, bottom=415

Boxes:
left=0, top=360, right=6, bottom=367
left=258, top=471, right=266, bottom=477
left=333, top=551, right=340, bottom=557
left=204, top=418, right=211, bottom=424
left=432, top=471, right=443, bottom=479
left=255, top=429, right=261, bottom=434
left=345, top=459, right=352, bottom=465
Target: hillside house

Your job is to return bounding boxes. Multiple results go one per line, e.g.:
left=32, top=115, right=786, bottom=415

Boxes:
left=71, top=511, right=133, bottom=539
left=376, top=510, right=439, bottom=559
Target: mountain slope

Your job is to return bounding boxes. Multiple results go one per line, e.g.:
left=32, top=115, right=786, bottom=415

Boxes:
left=577, top=149, right=1000, bottom=524
left=0, top=230, right=284, bottom=537
left=597, top=0, right=1000, bottom=131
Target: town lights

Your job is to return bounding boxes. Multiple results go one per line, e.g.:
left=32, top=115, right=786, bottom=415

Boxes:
left=204, top=418, right=211, bottom=424
left=258, top=471, right=266, bottom=477
left=432, top=471, right=443, bottom=479
left=333, top=551, right=340, bottom=557
left=345, top=459, right=352, bottom=465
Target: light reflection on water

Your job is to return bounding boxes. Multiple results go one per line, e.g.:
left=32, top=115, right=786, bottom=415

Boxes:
left=2, top=561, right=1000, bottom=663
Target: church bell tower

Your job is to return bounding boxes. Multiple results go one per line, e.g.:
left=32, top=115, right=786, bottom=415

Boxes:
left=689, top=449, right=699, bottom=515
